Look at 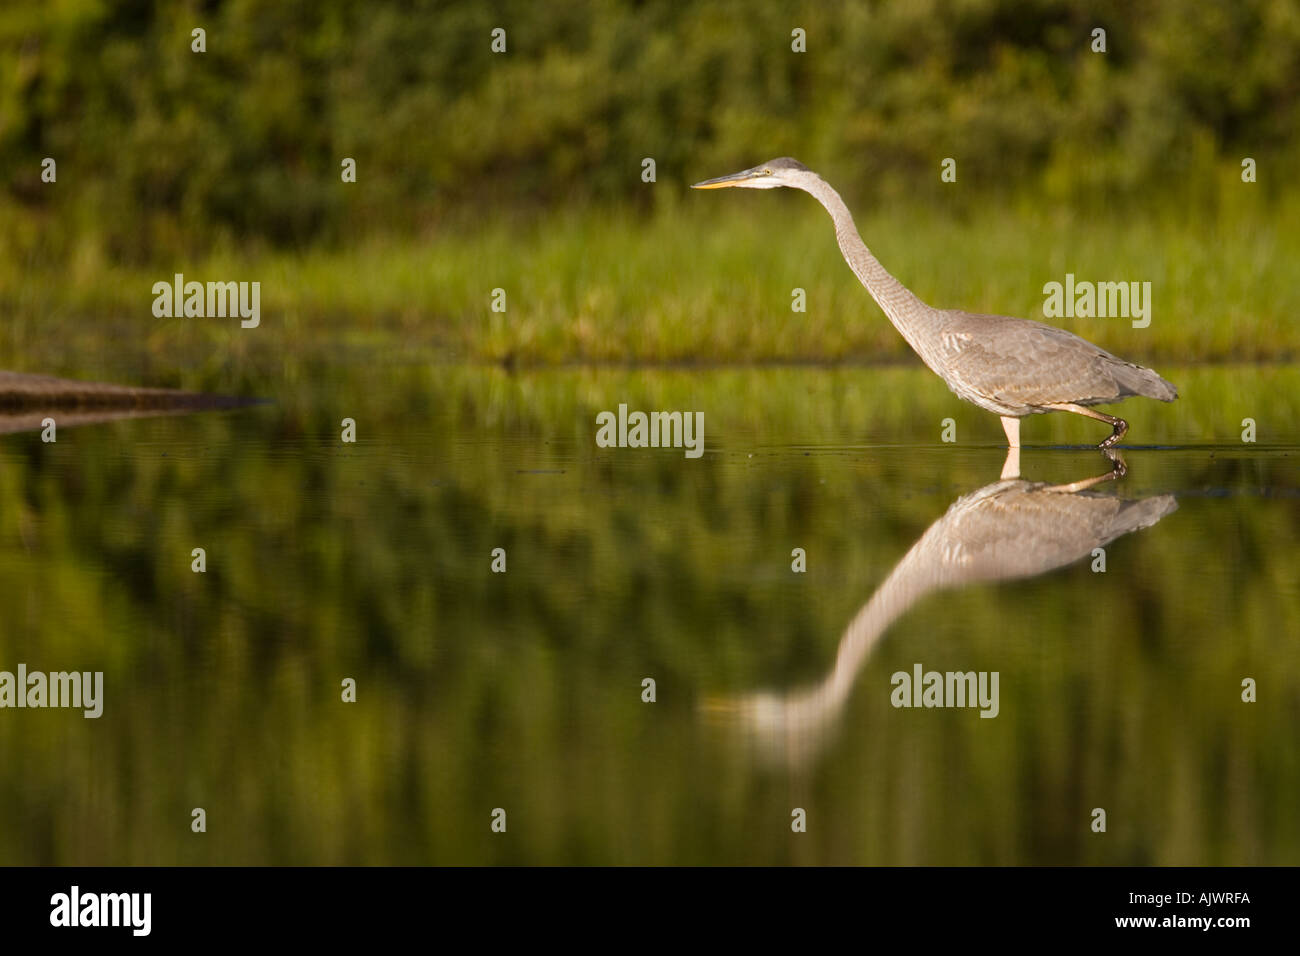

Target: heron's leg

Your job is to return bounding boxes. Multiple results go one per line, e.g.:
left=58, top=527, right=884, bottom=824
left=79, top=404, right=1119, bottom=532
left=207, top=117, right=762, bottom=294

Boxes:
left=999, top=417, right=1022, bottom=478
left=1042, top=402, right=1129, bottom=448
left=1044, top=450, right=1127, bottom=493
left=1000, top=446, right=1020, bottom=480
left=1000, top=416, right=1020, bottom=449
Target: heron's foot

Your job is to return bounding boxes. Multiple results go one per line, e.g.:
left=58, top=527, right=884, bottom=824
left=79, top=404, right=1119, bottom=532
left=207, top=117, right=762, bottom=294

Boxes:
left=1044, top=448, right=1127, bottom=493
left=1102, top=448, right=1128, bottom=479
left=1098, top=417, right=1129, bottom=448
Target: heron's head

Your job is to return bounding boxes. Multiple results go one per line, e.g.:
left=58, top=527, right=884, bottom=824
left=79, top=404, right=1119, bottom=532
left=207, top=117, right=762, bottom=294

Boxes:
left=691, top=156, right=815, bottom=191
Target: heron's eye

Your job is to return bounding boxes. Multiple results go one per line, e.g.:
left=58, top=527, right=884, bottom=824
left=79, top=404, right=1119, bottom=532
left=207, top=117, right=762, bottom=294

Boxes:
left=762, top=168, right=773, bottom=175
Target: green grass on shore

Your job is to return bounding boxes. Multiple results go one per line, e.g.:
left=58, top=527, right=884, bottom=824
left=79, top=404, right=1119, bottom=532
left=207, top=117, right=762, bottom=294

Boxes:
left=3, top=189, right=1297, bottom=371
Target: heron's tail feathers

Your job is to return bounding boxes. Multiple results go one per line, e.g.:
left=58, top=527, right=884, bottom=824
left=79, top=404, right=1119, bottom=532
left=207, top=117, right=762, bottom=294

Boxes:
left=1101, top=494, right=1179, bottom=543
left=1113, top=362, right=1178, bottom=402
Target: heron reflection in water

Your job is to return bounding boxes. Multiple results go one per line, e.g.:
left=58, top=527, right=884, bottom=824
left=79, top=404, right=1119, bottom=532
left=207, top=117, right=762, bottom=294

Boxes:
left=704, top=452, right=1176, bottom=768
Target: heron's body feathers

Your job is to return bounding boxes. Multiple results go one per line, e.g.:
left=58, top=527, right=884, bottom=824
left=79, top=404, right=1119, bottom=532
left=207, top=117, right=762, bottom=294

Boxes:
left=932, top=310, right=1178, bottom=415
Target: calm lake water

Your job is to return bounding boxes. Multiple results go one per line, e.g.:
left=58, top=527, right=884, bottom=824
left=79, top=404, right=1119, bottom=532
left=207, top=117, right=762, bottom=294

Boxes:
left=1, top=361, right=1297, bottom=864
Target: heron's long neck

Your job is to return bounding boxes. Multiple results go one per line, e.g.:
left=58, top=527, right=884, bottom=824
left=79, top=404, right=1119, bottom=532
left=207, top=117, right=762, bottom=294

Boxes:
left=767, top=539, right=944, bottom=750
left=819, top=543, right=942, bottom=708
left=805, top=178, right=939, bottom=351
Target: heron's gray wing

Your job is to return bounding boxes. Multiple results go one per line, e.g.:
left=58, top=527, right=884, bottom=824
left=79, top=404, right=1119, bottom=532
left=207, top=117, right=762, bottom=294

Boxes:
left=932, top=481, right=1178, bottom=581
left=939, top=312, right=1169, bottom=409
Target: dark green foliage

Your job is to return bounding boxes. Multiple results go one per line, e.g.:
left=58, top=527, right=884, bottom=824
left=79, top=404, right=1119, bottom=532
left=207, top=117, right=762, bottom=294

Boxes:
left=2, top=0, right=1297, bottom=260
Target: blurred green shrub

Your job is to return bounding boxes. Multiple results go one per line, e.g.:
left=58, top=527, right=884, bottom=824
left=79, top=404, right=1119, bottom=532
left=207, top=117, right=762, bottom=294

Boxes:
left=1, top=0, right=1297, bottom=262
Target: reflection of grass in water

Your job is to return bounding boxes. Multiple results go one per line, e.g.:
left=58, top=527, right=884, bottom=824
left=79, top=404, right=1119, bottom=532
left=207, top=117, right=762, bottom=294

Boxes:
left=0, top=365, right=1296, bottom=864
left=3, top=192, right=1298, bottom=372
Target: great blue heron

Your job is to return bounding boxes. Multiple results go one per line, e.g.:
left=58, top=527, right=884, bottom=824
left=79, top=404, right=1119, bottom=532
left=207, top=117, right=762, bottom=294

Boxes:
left=692, top=158, right=1177, bottom=449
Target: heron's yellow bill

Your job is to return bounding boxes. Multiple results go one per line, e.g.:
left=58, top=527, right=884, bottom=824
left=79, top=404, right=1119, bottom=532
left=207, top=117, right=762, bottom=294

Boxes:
left=690, top=172, right=751, bottom=189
